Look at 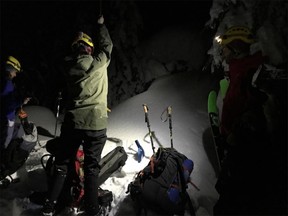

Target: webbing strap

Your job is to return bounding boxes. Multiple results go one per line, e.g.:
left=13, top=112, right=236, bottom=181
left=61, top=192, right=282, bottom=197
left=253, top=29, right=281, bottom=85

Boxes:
left=174, top=156, right=195, bottom=215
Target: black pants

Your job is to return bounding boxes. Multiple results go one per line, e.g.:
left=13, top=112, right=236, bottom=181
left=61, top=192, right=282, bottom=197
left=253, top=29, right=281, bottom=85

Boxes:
left=48, top=124, right=107, bottom=213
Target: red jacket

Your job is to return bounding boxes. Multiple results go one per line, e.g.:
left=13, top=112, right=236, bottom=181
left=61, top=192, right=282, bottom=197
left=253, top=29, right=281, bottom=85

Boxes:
left=220, top=51, right=266, bottom=136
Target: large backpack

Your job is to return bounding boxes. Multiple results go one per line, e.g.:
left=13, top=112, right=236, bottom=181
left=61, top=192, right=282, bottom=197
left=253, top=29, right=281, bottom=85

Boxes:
left=126, top=105, right=196, bottom=215
left=127, top=147, right=195, bottom=216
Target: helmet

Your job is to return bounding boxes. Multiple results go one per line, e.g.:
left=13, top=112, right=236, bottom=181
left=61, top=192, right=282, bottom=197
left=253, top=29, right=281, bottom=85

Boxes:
left=6, top=56, right=21, bottom=72
left=218, top=26, right=255, bottom=46
left=72, top=32, right=94, bottom=49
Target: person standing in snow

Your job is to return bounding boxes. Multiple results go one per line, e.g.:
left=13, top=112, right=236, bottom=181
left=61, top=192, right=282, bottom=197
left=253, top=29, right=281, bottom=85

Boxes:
left=42, top=15, right=113, bottom=216
left=0, top=56, right=31, bottom=150
left=216, top=26, right=267, bottom=138
left=213, top=26, right=271, bottom=215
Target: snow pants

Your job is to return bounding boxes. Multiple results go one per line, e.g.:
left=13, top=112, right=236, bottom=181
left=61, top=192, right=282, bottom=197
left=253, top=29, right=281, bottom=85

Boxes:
left=47, top=123, right=107, bottom=215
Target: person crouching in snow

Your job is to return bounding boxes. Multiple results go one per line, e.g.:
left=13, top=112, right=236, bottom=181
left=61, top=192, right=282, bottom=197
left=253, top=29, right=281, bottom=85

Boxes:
left=0, top=56, right=31, bottom=150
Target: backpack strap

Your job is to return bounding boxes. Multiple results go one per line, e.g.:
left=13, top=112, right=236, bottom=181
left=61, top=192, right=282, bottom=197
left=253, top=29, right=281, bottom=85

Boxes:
left=185, top=192, right=196, bottom=216
left=173, top=154, right=195, bottom=216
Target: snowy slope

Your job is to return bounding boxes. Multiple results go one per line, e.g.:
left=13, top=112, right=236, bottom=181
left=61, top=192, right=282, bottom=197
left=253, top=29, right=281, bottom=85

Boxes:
left=0, top=71, right=219, bottom=216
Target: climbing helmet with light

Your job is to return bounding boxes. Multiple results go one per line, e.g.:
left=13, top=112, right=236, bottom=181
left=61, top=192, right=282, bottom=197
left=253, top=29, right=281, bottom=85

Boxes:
left=5, top=56, right=21, bottom=72
left=72, top=32, right=94, bottom=52
left=218, top=26, right=255, bottom=46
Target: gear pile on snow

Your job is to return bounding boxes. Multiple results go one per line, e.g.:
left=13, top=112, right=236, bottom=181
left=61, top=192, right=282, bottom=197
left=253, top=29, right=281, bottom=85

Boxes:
left=126, top=105, right=196, bottom=215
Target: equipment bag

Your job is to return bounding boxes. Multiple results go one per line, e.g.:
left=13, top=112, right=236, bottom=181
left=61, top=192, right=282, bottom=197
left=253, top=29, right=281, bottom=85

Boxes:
left=126, top=147, right=195, bottom=216
left=98, top=146, right=128, bottom=185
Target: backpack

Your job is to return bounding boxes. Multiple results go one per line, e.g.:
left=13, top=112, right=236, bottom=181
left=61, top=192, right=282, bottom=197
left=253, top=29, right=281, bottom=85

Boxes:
left=126, top=105, right=196, bottom=215
left=126, top=147, right=195, bottom=216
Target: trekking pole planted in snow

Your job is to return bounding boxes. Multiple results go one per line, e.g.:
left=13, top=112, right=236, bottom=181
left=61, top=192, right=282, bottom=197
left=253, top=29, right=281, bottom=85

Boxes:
left=161, top=106, right=173, bottom=148
left=167, top=106, right=173, bottom=149
left=54, top=91, right=62, bottom=137
left=143, top=104, right=155, bottom=154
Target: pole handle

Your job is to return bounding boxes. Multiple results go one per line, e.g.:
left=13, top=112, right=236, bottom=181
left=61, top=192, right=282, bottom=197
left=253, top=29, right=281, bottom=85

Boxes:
left=168, top=106, right=172, bottom=115
left=143, top=104, right=148, bottom=113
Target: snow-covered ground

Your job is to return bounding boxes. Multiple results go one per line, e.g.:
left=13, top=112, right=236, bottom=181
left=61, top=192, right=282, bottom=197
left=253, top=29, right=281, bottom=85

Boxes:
left=1, top=0, right=286, bottom=215
left=0, top=70, right=219, bottom=216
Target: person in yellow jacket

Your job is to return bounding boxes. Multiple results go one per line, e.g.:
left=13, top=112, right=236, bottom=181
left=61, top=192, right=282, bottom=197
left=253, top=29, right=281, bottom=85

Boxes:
left=42, top=15, right=113, bottom=216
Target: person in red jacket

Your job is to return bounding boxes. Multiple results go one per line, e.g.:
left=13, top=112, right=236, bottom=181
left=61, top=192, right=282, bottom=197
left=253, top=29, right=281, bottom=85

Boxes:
left=217, top=26, right=267, bottom=138
left=214, top=26, right=271, bottom=215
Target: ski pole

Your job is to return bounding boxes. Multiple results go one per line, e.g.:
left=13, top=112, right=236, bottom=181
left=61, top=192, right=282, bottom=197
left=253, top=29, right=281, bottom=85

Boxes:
left=143, top=104, right=155, bottom=154
left=167, top=106, right=173, bottom=149
left=161, top=106, right=173, bottom=148
left=54, top=91, right=62, bottom=137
